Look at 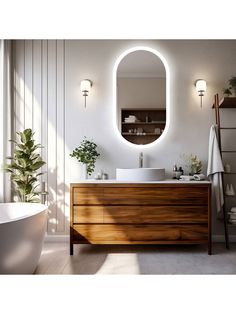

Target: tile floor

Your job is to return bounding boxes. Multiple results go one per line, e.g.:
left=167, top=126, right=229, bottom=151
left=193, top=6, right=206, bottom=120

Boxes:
left=35, top=242, right=236, bottom=274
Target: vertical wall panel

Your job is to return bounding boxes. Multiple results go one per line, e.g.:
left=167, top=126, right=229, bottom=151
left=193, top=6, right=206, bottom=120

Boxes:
left=47, top=40, right=57, bottom=234
left=32, top=40, right=41, bottom=143
left=24, top=40, right=33, bottom=130
left=41, top=40, right=48, bottom=194
left=13, top=40, right=67, bottom=235
left=15, top=41, right=25, bottom=132
left=56, top=40, right=65, bottom=232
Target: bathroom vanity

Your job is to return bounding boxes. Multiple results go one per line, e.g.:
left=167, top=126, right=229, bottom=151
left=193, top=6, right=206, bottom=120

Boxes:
left=70, top=181, right=212, bottom=255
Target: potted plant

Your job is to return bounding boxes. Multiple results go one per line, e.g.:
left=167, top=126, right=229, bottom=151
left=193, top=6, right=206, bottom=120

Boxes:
left=4, top=128, right=46, bottom=202
left=70, top=137, right=100, bottom=178
left=228, top=76, right=236, bottom=96
left=181, top=153, right=202, bottom=175
left=222, top=87, right=232, bottom=97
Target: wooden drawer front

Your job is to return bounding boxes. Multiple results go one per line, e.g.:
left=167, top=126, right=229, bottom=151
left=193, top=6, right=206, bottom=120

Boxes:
left=73, top=187, right=104, bottom=205
left=103, top=205, right=208, bottom=224
left=73, top=224, right=208, bottom=243
left=103, top=187, right=208, bottom=205
left=73, top=206, right=103, bottom=223
left=181, top=225, right=208, bottom=240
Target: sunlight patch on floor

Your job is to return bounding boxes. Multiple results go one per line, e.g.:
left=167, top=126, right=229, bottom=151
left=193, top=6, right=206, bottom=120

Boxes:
left=96, top=253, right=140, bottom=274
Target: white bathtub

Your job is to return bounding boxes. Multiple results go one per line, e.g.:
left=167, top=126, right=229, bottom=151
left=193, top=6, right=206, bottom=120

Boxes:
left=0, top=202, right=48, bottom=274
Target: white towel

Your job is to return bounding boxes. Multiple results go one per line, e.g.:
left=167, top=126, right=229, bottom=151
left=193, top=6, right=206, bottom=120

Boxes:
left=228, top=213, right=236, bottom=219
left=193, top=174, right=206, bottom=181
left=179, top=175, right=194, bottom=181
left=207, top=125, right=224, bottom=217
left=230, top=207, right=236, bottom=213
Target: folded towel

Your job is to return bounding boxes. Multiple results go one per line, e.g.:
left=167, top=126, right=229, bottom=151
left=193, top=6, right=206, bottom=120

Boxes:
left=179, top=175, right=194, bottom=181
left=230, top=207, right=236, bottom=213
left=229, top=219, right=236, bottom=224
left=193, top=174, right=206, bottom=181
left=228, top=213, right=236, bottom=219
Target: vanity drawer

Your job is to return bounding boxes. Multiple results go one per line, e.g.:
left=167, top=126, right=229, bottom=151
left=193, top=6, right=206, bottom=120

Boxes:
left=102, top=187, right=208, bottom=205
left=73, top=187, right=104, bottom=205
left=73, top=224, right=181, bottom=242
left=73, top=206, right=103, bottom=223
left=73, top=224, right=208, bottom=243
left=103, top=205, right=208, bottom=223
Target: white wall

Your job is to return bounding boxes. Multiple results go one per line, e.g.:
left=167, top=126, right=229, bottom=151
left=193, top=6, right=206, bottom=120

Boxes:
left=12, top=40, right=236, bottom=236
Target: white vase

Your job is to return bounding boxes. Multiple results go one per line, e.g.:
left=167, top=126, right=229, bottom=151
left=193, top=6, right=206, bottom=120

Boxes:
left=81, top=163, right=88, bottom=180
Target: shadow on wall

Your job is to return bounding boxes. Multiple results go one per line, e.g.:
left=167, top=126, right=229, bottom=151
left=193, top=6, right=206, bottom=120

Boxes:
left=46, top=167, right=69, bottom=234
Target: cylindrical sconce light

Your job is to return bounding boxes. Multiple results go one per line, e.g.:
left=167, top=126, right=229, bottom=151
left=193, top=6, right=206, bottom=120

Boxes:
left=195, top=79, right=207, bottom=108
left=80, top=79, right=92, bottom=108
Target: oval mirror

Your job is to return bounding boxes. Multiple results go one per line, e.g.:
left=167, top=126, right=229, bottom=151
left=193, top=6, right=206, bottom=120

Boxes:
left=115, top=47, right=167, bottom=146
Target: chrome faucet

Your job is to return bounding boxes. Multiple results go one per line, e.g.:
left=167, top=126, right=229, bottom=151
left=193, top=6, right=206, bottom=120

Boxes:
left=139, top=152, right=143, bottom=168
left=40, top=181, right=48, bottom=204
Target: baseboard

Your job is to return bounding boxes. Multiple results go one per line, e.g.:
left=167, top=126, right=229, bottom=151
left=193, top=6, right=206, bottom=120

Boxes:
left=213, top=235, right=236, bottom=242
left=44, top=234, right=69, bottom=242
left=44, top=234, right=236, bottom=243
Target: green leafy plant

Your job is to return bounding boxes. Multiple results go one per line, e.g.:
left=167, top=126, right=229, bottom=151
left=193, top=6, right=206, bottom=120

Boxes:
left=228, top=76, right=236, bottom=89
left=70, top=137, right=100, bottom=176
left=4, top=128, right=46, bottom=202
left=222, top=87, right=232, bottom=97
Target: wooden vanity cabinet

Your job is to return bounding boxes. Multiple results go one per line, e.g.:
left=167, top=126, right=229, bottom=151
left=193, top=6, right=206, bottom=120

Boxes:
left=70, top=182, right=212, bottom=255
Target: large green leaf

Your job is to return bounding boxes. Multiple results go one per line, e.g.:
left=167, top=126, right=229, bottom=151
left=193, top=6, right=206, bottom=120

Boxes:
left=31, top=160, right=46, bottom=171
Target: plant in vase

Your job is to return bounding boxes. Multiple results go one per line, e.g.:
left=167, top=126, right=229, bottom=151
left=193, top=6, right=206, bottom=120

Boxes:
left=181, top=153, right=202, bottom=175
left=222, top=87, right=232, bottom=97
left=228, top=76, right=236, bottom=97
left=4, top=128, right=46, bottom=202
left=70, top=137, right=100, bottom=178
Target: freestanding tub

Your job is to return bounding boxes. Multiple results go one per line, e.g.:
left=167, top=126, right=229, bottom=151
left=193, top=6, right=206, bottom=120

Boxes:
left=0, top=203, right=48, bottom=274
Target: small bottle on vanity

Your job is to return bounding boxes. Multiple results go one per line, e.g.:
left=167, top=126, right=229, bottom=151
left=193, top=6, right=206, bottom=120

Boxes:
left=172, top=165, right=178, bottom=179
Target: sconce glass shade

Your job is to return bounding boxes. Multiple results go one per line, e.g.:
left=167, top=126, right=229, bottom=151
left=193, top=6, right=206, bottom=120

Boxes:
left=80, top=79, right=92, bottom=93
left=80, top=79, right=92, bottom=108
left=195, top=79, right=207, bottom=108
left=195, top=79, right=207, bottom=96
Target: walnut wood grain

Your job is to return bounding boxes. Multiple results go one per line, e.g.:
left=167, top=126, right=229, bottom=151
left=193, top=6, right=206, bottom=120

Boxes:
left=73, top=224, right=208, bottom=243
left=103, top=205, right=208, bottom=224
left=73, top=186, right=208, bottom=205
left=73, top=206, right=103, bottom=223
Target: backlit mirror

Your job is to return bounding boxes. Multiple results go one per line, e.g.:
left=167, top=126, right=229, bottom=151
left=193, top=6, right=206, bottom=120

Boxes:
left=115, top=47, right=167, bottom=146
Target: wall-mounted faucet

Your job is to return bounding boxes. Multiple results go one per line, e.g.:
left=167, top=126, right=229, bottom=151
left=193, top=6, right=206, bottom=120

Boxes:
left=139, top=152, right=143, bottom=168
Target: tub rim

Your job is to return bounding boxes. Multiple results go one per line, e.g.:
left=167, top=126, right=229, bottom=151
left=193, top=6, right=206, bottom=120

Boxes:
left=0, top=202, right=48, bottom=225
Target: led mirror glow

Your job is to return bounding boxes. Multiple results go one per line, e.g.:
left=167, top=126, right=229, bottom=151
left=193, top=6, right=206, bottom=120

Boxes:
left=113, top=46, right=170, bottom=148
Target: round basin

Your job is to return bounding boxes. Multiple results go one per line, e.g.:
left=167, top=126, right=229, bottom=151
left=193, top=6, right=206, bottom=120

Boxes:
left=116, top=168, right=165, bottom=181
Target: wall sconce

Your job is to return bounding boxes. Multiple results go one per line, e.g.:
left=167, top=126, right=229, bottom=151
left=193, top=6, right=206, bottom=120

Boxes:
left=195, top=79, right=207, bottom=108
left=80, top=79, right=92, bottom=108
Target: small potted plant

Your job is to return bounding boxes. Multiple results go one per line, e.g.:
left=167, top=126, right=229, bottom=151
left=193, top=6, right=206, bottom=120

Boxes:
left=228, top=76, right=236, bottom=96
left=222, top=87, right=232, bottom=97
left=70, top=137, right=100, bottom=179
left=181, top=153, right=202, bottom=175
left=4, top=128, right=46, bottom=202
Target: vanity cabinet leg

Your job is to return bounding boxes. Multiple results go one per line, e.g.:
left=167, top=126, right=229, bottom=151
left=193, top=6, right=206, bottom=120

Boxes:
left=70, top=243, right=73, bottom=255
left=208, top=241, right=212, bottom=255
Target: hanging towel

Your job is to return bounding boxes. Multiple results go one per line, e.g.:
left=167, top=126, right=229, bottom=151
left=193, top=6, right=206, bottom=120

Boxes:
left=207, top=125, right=224, bottom=217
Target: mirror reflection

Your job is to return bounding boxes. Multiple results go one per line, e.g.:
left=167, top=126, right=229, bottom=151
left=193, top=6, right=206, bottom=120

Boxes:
left=117, top=49, right=166, bottom=145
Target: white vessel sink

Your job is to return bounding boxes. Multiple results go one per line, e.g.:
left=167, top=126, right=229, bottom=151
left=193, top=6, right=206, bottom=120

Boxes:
left=116, top=168, right=165, bottom=181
